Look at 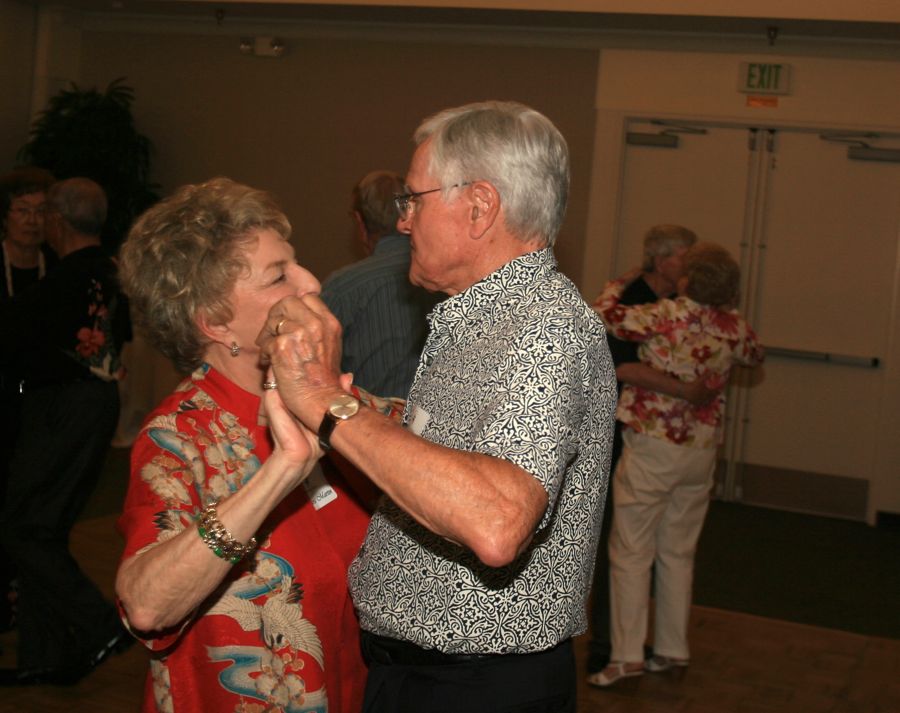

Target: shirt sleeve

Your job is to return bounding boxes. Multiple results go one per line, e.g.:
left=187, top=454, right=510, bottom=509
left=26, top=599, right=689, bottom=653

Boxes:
left=734, top=320, right=766, bottom=367
left=351, top=384, right=406, bottom=421
left=595, top=279, right=666, bottom=342
left=471, top=309, right=588, bottom=521
left=116, top=420, right=205, bottom=651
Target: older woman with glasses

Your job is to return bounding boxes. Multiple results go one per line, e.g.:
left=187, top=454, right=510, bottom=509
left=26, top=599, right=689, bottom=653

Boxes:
left=115, top=178, right=399, bottom=713
left=0, top=166, right=55, bottom=302
left=0, top=166, right=55, bottom=635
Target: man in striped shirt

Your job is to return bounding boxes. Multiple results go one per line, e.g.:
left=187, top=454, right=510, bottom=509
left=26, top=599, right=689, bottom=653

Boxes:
left=321, top=170, right=442, bottom=399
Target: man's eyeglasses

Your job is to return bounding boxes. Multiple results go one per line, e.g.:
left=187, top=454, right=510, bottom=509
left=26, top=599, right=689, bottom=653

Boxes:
left=393, top=183, right=468, bottom=221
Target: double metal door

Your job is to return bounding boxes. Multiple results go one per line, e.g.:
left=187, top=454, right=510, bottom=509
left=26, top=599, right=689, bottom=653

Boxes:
left=613, top=120, right=900, bottom=516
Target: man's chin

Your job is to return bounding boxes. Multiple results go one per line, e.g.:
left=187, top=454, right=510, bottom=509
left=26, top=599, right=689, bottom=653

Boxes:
left=409, top=269, right=436, bottom=293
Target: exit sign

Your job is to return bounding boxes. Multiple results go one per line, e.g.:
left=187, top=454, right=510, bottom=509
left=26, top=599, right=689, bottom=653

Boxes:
left=739, top=62, right=792, bottom=95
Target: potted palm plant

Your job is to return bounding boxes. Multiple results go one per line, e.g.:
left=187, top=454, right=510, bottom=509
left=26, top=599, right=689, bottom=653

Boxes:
left=18, top=77, right=158, bottom=253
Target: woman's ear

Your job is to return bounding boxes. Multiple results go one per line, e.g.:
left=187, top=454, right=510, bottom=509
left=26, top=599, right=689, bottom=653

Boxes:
left=468, top=181, right=500, bottom=240
left=195, top=309, right=230, bottom=345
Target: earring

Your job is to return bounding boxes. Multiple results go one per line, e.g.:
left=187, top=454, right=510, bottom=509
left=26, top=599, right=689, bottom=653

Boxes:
left=230, top=342, right=241, bottom=357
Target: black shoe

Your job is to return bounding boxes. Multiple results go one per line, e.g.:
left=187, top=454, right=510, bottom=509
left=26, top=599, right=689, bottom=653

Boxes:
left=87, top=625, right=134, bottom=670
left=0, top=625, right=136, bottom=687
left=0, top=665, right=84, bottom=686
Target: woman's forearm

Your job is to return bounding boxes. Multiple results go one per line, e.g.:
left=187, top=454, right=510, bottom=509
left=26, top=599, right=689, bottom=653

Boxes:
left=116, top=451, right=311, bottom=633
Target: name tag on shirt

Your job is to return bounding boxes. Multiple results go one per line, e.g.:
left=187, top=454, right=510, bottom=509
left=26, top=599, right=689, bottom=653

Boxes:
left=303, top=464, right=338, bottom=510
left=409, top=404, right=431, bottom=436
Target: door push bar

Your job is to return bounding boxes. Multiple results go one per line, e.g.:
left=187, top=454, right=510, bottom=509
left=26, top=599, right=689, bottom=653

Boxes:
left=765, top=346, right=880, bottom=368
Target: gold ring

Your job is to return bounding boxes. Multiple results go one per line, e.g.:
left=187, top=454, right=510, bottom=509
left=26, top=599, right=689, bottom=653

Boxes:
left=262, top=380, right=278, bottom=390
left=274, top=318, right=287, bottom=336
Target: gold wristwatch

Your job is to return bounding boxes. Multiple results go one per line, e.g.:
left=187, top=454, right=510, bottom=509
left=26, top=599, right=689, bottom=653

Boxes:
left=317, top=393, right=359, bottom=451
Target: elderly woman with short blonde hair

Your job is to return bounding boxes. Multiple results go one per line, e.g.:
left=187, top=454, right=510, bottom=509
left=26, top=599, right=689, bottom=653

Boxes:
left=116, top=177, right=393, bottom=713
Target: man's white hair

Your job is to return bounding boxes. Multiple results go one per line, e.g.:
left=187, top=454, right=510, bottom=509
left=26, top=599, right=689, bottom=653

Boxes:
left=414, top=100, right=569, bottom=247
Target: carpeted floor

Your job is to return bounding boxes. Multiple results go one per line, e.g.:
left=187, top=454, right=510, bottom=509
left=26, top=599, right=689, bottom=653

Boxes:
left=694, top=500, right=900, bottom=639
left=87, top=446, right=900, bottom=640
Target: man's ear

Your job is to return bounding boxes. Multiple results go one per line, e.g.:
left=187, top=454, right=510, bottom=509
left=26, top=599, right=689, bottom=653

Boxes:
left=351, top=210, right=372, bottom=252
left=468, top=181, right=500, bottom=240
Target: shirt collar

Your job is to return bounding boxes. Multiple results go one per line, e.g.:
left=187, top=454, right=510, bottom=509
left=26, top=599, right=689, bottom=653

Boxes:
left=431, top=247, right=556, bottom=325
left=191, top=363, right=267, bottom=427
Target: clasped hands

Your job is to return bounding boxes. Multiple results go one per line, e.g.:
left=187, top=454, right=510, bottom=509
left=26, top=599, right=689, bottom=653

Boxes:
left=255, top=294, right=352, bottom=437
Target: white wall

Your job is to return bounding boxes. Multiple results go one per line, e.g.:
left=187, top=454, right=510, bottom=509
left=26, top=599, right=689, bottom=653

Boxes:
left=23, top=7, right=900, bottom=518
left=583, top=49, right=900, bottom=523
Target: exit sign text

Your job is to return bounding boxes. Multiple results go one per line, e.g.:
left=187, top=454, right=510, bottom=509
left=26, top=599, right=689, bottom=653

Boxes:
left=739, top=62, right=792, bottom=95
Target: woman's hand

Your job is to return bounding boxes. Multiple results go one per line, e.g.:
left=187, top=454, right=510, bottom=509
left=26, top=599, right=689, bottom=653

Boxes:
left=118, top=374, right=325, bottom=634
left=263, top=369, right=321, bottom=485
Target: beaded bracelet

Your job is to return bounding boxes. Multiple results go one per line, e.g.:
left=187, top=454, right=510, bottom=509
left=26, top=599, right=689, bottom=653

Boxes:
left=197, top=502, right=258, bottom=565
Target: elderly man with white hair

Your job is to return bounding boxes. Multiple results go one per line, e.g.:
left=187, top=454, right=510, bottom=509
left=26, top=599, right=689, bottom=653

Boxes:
left=258, top=101, right=617, bottom=711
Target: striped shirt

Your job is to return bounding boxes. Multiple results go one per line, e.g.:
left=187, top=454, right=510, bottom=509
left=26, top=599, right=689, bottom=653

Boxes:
left=321, top=234, right=442, bottom=399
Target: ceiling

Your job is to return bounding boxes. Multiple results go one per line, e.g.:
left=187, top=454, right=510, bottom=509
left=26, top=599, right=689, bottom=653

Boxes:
left=28, top=0, right=900, bottom=43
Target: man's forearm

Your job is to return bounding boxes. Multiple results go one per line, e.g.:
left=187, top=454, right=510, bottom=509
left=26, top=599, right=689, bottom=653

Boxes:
left=617, top=361, right=684, bottom=398
left=326, top=405, right=548, bottom=568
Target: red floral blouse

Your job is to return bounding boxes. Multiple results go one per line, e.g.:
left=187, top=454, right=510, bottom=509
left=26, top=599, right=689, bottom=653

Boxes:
left=118, top=365, right=402, bottom=713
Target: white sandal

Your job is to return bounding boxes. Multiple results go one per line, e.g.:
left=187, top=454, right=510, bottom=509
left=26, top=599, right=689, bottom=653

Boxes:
left=645, top=654, right=690, bottom=672
left=586, top=661, right=644, bottom=688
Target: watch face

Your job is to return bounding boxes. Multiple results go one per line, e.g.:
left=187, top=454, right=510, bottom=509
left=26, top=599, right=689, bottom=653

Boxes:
left=330, top=394, right=359, bottom=420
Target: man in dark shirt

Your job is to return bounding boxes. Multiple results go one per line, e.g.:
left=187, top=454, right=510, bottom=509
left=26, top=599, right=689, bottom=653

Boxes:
left=587, top=224, right=701, bottom=679
left=0, top=178, right=130, bottom=686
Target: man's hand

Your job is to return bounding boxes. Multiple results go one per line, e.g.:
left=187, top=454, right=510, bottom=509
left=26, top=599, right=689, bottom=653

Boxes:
left=681, top=378, right=718, bottom=407
left=255, top=294, right=347, bottom=430
left=615, top=362, right=719, bottom=406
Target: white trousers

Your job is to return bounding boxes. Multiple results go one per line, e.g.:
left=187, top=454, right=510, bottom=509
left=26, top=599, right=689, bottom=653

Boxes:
left=609, top=430, right=715, bottom=662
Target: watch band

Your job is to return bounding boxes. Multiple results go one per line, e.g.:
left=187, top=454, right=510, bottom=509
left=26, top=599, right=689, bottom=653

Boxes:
left=317, top=414, right=339, bottom=452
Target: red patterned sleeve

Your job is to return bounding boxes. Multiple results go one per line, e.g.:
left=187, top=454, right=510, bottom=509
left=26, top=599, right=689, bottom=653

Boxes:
left=116, top=422, right=203, bottom=652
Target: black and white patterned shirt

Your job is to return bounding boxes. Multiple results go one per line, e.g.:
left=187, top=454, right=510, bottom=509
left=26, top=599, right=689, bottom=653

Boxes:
left=348, top=248, right=616, bottom=654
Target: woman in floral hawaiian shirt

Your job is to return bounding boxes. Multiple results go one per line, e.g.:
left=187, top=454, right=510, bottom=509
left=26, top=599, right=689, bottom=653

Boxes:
left=589, top=243, right=764, bottom=688
left=116, top=178, right=398, bottom=713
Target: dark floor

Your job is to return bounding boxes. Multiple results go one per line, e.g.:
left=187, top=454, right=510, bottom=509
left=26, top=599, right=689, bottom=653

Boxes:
left=694, top=500, right=900, bottom=639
